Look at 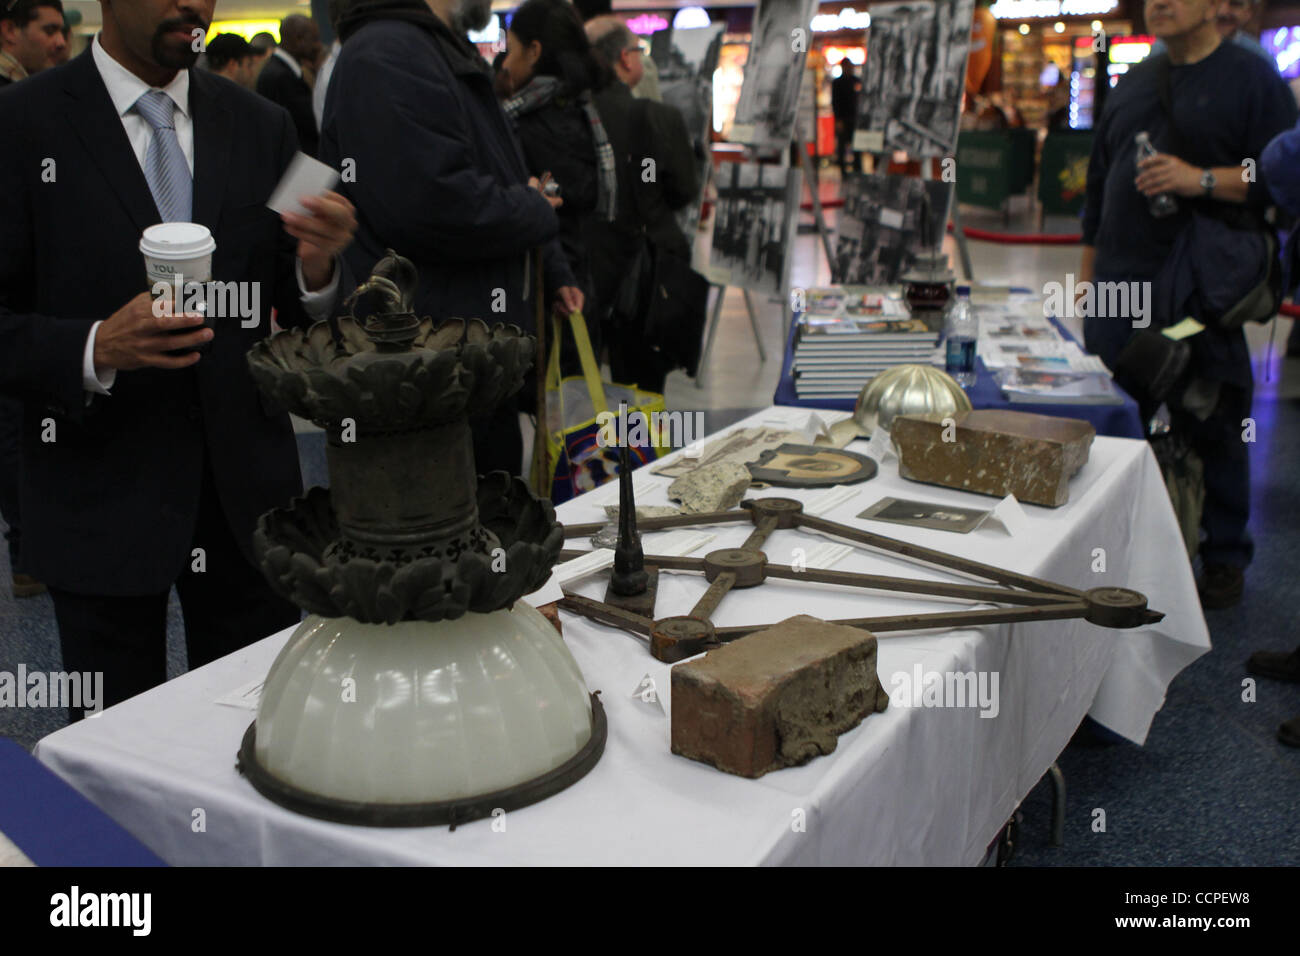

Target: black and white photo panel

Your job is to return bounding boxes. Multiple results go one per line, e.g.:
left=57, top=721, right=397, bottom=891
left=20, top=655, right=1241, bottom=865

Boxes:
left=832, top=172, right=954, bottom=285
left=708, top=162, right=803, bottom=297
left=731, top=0, right=819, bottom=150
left=853, top=0, right=974, bottom=158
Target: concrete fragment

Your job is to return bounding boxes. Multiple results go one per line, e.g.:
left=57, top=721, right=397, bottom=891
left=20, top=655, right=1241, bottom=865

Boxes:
left=667, top=461, right=751, bottom=514
left=891, top=409, right=1094, bottom=507
left=671, top=615, right=890, bottom=778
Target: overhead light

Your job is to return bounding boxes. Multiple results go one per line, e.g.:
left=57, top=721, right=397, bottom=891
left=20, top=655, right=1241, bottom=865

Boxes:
left=1091, top=20, right=1104, bottom=31
left=468, top=14, right=500, bottom=43
left=673, top=7, right=712, bottom=30
left=1054, top=21, right=1065, bottom=32
left=1019, top=24, right=1031, bottom=35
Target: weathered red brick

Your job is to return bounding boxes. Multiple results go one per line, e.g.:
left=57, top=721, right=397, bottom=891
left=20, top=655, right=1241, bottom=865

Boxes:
left=671, top=615, right=890, bottom=777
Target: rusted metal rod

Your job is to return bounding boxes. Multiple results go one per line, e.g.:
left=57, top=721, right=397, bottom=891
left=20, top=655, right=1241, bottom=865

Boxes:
left=762, top=563, right=1071, bottom=606
left=691, top=571, right=736, bottom=620
left=712, top=602, right=1088, bottom=640
left=795, top=513, right=1083, bottom=598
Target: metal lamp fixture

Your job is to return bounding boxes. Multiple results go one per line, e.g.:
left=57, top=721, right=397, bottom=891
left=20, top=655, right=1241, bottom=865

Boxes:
left=237, top=251, right=605, bottom=827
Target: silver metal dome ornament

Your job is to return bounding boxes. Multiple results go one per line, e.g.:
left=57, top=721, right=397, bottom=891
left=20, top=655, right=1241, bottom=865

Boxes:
left=854, top=364, right=973, bottom=434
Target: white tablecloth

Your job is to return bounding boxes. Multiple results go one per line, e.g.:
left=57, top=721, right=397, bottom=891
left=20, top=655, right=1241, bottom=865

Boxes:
left=35, top=407, right=1209, bottom=865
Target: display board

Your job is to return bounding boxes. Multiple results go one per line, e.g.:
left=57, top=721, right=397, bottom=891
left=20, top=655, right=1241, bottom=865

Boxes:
left=652, top=22, right=726, bottom=239
left=708, top=162, right=803, bottom=296
left=832, top=172, right=954, bottom=285
left=852, top=0, right=975, bottom=157
left=730, top=0, right=819, bottom=149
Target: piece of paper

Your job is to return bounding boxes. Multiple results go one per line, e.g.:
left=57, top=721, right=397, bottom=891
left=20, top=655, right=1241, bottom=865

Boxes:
left=987, top=494, right=1030, bottom=537
left=648, top=530, right=716, bottom=557
left=802, top=542, right=854, bottom=569
left=864, top=427, right=896, bottom=464
left=630, top=673, right=666, bottom=715
left=878, top=208, right=905, bottom=229
left=266, top=152, right=342, bottom=217
left=1162, top=317, right=1206, bottom=341
left=801, top=412, right=832, bottom=443
left=520, top=548, right=615, bottom=606
left=805, top=484, right=863, bottom=517
left=215, top=678, right=265, bottom=711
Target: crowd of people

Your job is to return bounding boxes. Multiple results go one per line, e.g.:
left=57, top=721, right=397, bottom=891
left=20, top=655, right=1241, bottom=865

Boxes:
left=0, top=0, right=700, bottom=716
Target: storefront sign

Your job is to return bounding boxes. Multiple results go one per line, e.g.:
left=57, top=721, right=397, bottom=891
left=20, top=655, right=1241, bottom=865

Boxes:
left=811, top=8, right=871, bottom=32
left=988, top=0, right=1118, bottom=19
left=627, top=14, right=670, bottom=35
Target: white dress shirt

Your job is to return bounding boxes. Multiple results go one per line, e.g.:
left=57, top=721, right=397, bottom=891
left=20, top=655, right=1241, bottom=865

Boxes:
left=82, top=33, right=338, bottom=397
left=271, top=46, right=303, bottom=79
left=313, top=41, right=340, bottom=131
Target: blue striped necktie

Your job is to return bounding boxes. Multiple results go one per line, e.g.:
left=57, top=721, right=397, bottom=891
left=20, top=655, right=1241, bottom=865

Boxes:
left=133, top=89, right=192, bottom=222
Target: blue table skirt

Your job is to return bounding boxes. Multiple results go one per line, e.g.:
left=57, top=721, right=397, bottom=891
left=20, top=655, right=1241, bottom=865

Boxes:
left=774, top=314, right=1146, bottom=440
left=0, top=737, right=165, bottom=866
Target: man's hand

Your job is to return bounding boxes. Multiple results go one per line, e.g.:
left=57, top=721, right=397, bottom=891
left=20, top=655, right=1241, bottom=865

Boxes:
left=529, top=175, right=564, bottom=210
left=554, top=286, right=584, bottom=317
left=282, top=190, right=357, bottom=290
left=1136, top=153, right=1201, bottom=198
left=93, top=292, right=211, bottom=372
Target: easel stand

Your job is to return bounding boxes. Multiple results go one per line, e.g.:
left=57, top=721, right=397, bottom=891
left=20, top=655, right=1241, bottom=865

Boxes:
left=697, top=284, right=766, bottom=390
left=697, top=137, right=832, bottom=389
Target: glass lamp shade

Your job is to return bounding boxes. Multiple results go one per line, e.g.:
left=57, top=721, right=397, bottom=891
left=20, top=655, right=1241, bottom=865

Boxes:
left=854, top=364, right=973, bottom=434
left=239, top=603, right=604, bottom=825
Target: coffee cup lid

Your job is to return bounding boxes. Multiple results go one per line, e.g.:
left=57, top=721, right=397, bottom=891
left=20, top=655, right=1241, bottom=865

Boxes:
left=140, top=222, right=216, bottom=259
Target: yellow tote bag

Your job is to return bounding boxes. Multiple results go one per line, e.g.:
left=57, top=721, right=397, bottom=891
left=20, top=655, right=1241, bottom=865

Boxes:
left=530, top=311, right=668, bottom=504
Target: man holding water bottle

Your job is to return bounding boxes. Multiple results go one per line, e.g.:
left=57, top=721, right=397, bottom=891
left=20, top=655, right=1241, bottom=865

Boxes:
left=0, top=0, right=356, bottom=714
left=1077, top=0, right=1294, bottom=609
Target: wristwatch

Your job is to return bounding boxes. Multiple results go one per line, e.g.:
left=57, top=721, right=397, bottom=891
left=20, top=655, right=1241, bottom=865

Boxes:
left=1200, top=169, right=1217, bottom=197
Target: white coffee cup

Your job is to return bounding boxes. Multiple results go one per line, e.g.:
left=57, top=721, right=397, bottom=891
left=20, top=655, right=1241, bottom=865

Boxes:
left=140, top=222, right=216, bottom=293
left=141, top=222, right=216, bottom=352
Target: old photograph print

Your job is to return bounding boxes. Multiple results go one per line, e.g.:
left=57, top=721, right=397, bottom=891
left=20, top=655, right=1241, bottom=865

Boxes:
left=652, top=22, right=726, bottom=238
left=731, top=0, right=819, bottom=149
left=709, top=162, right=802, bottom=296
left=853, top=0, right=975, bottom=157
left=832, top=172, right=954, bottom=284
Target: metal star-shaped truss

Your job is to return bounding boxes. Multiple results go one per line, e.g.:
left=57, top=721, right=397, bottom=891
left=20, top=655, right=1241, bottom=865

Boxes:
left=557, top=487, right=1163, bottom=663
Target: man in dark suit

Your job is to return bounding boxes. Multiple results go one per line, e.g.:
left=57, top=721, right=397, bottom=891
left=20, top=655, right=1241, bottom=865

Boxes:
left=0, top=0, right=356, bottom=715
left=255, top=14, right=320, bottom=157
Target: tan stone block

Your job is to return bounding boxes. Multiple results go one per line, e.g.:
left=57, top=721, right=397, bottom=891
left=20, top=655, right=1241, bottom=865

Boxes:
left=891, top=408, right=1095, bottom=507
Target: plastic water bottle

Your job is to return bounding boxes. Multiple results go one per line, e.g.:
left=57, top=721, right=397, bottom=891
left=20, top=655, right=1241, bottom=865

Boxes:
left=1134, top=132, right=1179, bottom=219
left=944, top=286, right=977, bottom=388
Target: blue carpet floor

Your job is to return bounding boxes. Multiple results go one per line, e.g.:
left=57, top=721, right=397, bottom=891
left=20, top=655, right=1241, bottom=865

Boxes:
left=2, top=399, right=1297, bottom=865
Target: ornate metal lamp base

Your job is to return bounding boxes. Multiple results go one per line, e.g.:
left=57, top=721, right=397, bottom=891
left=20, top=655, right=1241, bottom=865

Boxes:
left=236, top=695, right=606, bottom=829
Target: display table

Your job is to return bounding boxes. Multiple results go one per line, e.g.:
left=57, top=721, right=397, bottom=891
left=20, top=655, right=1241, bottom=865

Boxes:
left=774, top=316, right=1146, bottom=440
left=34, top=408, right=1207, bottom=866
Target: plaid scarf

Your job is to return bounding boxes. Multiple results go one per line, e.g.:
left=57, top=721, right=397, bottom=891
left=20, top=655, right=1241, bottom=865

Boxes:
left=504, top=75, right=617, bottom=223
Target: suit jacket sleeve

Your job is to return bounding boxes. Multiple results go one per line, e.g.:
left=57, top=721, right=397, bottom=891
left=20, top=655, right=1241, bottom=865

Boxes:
left=258, top=58, right=319, bottom=158
left=266, top=106, right=351, bottom=329
left=330, top=34, right=559, bottom=262
left=0, top=94, right=96, bottom=417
